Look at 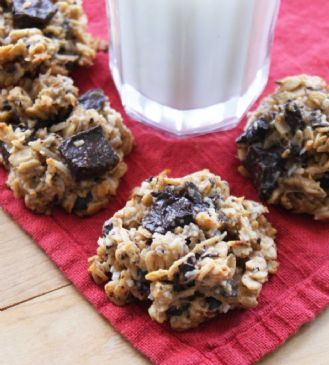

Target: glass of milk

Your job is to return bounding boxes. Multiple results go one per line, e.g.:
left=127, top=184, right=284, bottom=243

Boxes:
left=107, top=0, right=281, bottom=136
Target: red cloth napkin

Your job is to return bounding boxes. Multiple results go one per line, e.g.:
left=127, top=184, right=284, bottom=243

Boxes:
left=1, top=0, right=329, bottom=364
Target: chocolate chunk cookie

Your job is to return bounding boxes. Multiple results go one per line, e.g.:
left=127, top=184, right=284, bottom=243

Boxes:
left=0, top=74, right=134, bottom=215
left=0, top=0, right=99, bottom=86
left=88, top=170, right=278, bottom=330
left=237, top=75, right=329, bottom=220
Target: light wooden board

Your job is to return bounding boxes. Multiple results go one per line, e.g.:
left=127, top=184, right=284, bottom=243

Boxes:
left=0, top=285, right=148, bottom=365
left=0, top=208, right=328, bottom=365
left=0, top=211, right=68, bottom=309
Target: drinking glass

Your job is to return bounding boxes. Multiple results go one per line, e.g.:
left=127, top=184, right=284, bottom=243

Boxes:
left=106, top=0, right=281, bottom=136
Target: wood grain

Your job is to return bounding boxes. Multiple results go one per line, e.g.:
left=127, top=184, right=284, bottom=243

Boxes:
left=0, top=209, right=68, bottom=309
left=0, top=285, right=149, bottom=365
left=1, top=207, right=328, bottom=365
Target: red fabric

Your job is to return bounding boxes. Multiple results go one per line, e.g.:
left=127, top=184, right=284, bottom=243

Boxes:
left=1, top=0, right=329, bottom=364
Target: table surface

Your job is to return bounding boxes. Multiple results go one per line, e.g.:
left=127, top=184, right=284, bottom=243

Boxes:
left=1, top=208, right=328, bottom=365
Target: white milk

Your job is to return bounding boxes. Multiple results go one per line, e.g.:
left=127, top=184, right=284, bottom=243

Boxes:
left=107, top=0, right=280, bottom=135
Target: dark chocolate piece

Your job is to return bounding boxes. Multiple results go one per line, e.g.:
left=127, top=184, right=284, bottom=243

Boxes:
left=59, top=126, right=119, bottom=180
left=0, top=141, right=10, bottom=169
left=102, top=221, right=113, bottom=236
left=309, top=111, right=326, bottom=128
left=220, top=280, right=238, bottom=298
left=284, top=102, right=305, bottom=132
left=12, top=0, right=57, bottom=29
left=183, top=182, right=206, bottom=209
left=37, top=106, right=73, bottom=128
left=142, top=183, right=208, bottom=234
left=236, top=118, right=271, bottom=144
left=73, top=192, right=93, bottom=212
left=179, top=256, right=196, bottom=275
left=2, top=101, right=12, bottom=112
left=134, top=280, right=150, bottom=296
left=167, top=303, right=190, bottom=317
left=289, top=142, right=308, bottom=166
left=3, top=62, right=17, bottom=74
left=79, top=89, right=106, bottom=111
left=245, top=145, right=284, bottom=201
left=205, top=297, right=221, bottom=310
left=200, top=252, right=218, bottom=259
left=319, top=173, right=329, bottom=193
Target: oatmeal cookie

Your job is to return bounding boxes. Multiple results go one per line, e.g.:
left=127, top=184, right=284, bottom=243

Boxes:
left=237, top=75, right=329, bottom=220
left=0, top=0, right=98, bottom=86
left=0, top=74, right=134, bottom=215
left=88, top=170, right=278, bottom=330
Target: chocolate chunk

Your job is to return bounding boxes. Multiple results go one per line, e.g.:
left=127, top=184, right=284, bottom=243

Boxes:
left=179, top=257, right=196, bottom=275
left=164, top=198, right=193, bottom=226
left=245, top=145, right=284, bottom=201
left=135, top=280, right=149, bottom=295
left=172, top=271, right=196, bottom=291
left=0, top=0, right=9, bottom=9
left=236, top=257, right=247, bottom=269
left=167, top=306, right=183, bottom=317
left=319, top=173, right=329, bottom=193
left=2, top=101, right=12, bottom=112
left=223, top=231, right=239, bottom=242
left=142, top=190, right=193, bottom=234
left=309, top=111, right=326, bottom=128
left=173, top=280, right=195, bottom=292
left=142, top=183, right=208, bottom=234
left=183, top=182, right=204, bottom=206
left=179, top=264, right=194, bottom=274
left=136, top=268, right=147, bottom=279
left=195, top=252, right=202, bottom=260
left=205, top=297, right=221, bottom=310
left=8, top=114, right=20, bottom=125
left=185, top=238, right=192, bottom=246
left=62, top=19, right=73, bottom=38
left=0, top=141, right=10, bottom=169
left=37, top=106, right=73, bottom=128
left=13, top=0, right=57, bottom=29
left=73, top=192, right=93, bottom=212
left=220, top=280, right=238, bottom=298
left=236, top=118, right=271, bottom=144
left=310, top=112, right=329, bottom=128
left=167, top=303, right=190, bottom=317
left=59, top=126, right=119, bottom=180
left=3, top=62, right=17, bottom=74
left=289, top=143, right=308, bottom=165
left=200, top=252, right=218, bottom=259
left=79, top=89, right=106, bottom=111
left=284, top=102, right=305, bottom=132
left=102, top=221, right=113, bottom=236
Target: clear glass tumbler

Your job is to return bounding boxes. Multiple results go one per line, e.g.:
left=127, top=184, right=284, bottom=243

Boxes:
left=107, top=0, right=280, bottom=136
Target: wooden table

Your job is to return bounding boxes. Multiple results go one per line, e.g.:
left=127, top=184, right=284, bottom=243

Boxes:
left=1, top=208, right=328, bottom=365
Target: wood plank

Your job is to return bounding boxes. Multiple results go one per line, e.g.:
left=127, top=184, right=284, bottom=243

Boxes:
left=0, top=209, right=68, bottom=309
left=0, top=285, right=149, bottom=365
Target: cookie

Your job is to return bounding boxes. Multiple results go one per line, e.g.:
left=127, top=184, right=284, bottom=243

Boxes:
left=237, top=74, right=329, bottom=220
left=0, top=74, right=134, bottom=215
left=0, top=0, right=98, bottom=86
left=88, top=170, right=278, bottom=330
